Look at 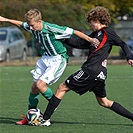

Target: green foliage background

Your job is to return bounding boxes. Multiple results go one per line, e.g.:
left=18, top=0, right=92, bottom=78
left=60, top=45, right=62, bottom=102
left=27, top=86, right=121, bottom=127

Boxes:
left=0, top=0, right=133, bottom=40
left=0, top=0, right=133, bottom=28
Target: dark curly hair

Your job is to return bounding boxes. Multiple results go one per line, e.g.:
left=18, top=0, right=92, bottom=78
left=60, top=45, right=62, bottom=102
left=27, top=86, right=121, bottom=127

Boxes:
left=86, top=6, right=111, bottom=25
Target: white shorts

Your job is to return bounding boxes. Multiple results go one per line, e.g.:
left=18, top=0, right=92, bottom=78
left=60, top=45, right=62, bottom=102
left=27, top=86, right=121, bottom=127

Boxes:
left=30, top=55, right=67, bottom=85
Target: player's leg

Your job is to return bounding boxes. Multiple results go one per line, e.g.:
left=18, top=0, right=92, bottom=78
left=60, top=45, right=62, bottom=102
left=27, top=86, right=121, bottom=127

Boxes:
left=30, top=57, right=54, bottom=100
left=16, top=57, right=52, bottom=125
left=42, top=69, right=89, bottom=124
left=29, top=83, right=68, bottom=126
left=28, top=82, right=40, bottom=109
left=25, top=55, right=66, bottom=125
left=16, top=82, right=40, bottom=125
left=43, top=82, right=69, bottom=121
left=92, top=80, right=133, bottom=121
left=35, top=55, right=67, bottom=100
left=96, top=96, right=133, bottom=121
left=16, top=81, right=52, bottom=125
left=35, top=79, right=53, bottom=100
left=37, top=55, right=67, bottom=101
left=16, top=56, right=67, bottom=125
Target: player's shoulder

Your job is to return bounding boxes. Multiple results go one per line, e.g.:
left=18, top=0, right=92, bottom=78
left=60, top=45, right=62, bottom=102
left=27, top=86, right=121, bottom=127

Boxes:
left=21, top=22, right=30, bottom=30
left=103, top=26, right=115, bottom=33
left=43, top=21, right=57, bottom=27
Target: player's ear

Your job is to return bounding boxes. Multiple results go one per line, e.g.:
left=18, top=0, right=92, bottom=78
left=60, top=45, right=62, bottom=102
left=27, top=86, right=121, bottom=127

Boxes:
left=38, top=20, right=42, bottom=23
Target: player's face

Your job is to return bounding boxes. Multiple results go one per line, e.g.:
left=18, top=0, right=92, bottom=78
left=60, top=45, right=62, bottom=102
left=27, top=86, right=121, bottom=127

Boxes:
left=28, top=20, right=42, bottom=31
left=89, top=20, right=101, bottom=31
left=89, top=20, right=106, bottom=31
left=89, top=21, right=99, bottom=31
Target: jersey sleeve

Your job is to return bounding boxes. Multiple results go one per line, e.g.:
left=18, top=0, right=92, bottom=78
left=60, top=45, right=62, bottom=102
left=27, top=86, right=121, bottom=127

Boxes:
left=109, top=29, right=133, bottom=60
left=44, top=22, right=74, bottom=39
left=64, top=37, right=91, bottom=49
left=21, top=22, right=32, bottom=33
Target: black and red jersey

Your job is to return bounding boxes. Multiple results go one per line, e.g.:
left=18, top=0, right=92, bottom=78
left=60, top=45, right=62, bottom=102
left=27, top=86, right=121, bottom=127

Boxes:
left=64, top=27, right=133, bottom=81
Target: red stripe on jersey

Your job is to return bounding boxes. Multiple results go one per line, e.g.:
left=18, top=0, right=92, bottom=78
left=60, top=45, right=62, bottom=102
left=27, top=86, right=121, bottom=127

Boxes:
left=88, top=29, right=108, bottom=58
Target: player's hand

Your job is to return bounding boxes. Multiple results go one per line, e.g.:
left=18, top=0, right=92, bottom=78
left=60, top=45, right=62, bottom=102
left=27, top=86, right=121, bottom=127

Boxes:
left=90, top=38, right=100, bottom=48
left=128, top=59, right=133, bottom=67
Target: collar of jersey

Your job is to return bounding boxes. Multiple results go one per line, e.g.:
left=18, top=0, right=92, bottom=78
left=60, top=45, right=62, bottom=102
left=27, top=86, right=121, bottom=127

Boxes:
left=41, top=21, right=49, bottom=33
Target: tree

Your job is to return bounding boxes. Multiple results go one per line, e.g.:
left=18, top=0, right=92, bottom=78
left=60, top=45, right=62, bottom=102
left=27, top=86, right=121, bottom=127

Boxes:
left=0, top=0, right=132, bottom=39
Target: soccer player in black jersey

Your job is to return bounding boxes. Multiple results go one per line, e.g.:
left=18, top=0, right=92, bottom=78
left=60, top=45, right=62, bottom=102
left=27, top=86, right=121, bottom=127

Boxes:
left=40, top=6, right=133, bottom=126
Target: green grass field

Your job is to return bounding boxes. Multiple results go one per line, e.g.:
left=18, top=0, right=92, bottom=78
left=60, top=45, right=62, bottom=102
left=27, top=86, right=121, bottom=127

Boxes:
left=0, top=64, right=133, bottom=133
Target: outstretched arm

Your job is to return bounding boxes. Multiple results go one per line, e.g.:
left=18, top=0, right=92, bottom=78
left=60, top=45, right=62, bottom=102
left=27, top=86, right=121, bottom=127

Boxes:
left=63, top=37, right=90, bottom=49
left=74, top=30, right=100, bottom=48
left=0, top=16, right=22, bottom=27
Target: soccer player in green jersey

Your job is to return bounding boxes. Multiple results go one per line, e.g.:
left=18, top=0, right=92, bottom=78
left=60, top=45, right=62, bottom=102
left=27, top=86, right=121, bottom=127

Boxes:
left=0, top=9, right=99, bottom=125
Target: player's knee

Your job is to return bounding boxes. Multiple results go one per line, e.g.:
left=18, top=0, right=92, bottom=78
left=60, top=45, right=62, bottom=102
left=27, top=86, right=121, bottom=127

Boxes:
left=32, top=82, right=37, bottom=89
left=56, top=83, right=67, bottom=95
left=31, top=83, right=39, bottom=93
left=98, top=101, right=112, bottom=108
left=98, top=102, right=107, bottom=107
left=59, top=82, right=69, bottom=91
left=36, top=80, right=46, bottom=91
left=55, top=83, right=69, bottom=99
left=58, top=83, right=64, bottom=92
left=36, top=81, right=41, bottom=89
left=42, top=87, right=53, bottom=100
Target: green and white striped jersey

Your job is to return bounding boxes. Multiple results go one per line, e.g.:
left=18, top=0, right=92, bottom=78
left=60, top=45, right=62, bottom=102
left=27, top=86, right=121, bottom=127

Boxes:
left=21, top=21, right=74, bottom=62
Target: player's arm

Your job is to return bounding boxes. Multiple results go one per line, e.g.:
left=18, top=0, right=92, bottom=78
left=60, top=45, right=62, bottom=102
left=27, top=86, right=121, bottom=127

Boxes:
left=74, top=30, right=100, bottom=48
left=111, top=29, right=133, bottom=66
left=63, top=37, right=90, bottom=49
left=111, top=30, right=133, bottom=60
left=116, top=41, right=133, bottom=67
left=0, top=16, right=22, bottom=27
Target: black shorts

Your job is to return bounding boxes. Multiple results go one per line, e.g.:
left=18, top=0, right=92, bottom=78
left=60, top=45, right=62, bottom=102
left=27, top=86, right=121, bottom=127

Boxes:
left=65, top=69, right=106, bottom=98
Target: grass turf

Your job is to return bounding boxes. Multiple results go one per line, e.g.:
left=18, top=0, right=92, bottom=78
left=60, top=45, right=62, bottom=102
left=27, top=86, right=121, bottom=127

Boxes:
left=0, top=64, right=133, bottom=133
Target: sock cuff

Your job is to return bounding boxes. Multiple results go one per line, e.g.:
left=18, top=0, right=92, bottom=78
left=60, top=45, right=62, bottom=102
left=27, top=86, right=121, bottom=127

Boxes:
left=29, top=92, right=40, bottom=98
left=28, top=93, right=40, bottom=109
left=110, top=102, right=119, bottom=110
left=41, top=87, right=53, bottom=100
left=52, top=95, right=61, bottom=101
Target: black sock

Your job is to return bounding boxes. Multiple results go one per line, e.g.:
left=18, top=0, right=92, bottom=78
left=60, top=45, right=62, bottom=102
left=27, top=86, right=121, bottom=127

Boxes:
left=43, top=95, right=61, bottom=120
left=110, top=102, right=133, bottom=120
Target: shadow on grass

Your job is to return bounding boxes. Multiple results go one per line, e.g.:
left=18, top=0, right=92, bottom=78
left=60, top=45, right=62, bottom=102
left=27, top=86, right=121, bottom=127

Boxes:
left=0, top=117, right=20, bottom=125
left=0, top=116, right=132, bottom=127
left=52, top=120, right=133, bottom=127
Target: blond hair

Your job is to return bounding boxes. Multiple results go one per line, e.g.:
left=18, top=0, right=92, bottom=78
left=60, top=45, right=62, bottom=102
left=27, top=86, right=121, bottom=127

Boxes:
left=24, top=9, right=42, bottom=22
